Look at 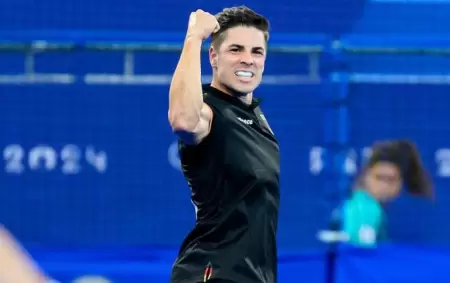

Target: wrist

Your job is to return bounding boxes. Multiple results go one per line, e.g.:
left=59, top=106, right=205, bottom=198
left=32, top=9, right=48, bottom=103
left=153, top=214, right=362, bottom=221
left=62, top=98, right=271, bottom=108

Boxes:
left=185, top=32, right=204, bottom=43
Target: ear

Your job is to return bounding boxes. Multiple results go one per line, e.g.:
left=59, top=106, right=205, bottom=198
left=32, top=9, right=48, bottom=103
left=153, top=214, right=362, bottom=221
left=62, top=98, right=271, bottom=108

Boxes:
left=209, top=45, right=218, bottom=68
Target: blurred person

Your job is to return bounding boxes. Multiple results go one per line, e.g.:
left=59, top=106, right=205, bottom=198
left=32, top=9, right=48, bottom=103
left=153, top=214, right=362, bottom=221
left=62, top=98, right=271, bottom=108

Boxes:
left=0, top=225, right=51, bottom=283
left=168, top=5, right=279, bottom=283
left=341, top=140, right=433, bottom=247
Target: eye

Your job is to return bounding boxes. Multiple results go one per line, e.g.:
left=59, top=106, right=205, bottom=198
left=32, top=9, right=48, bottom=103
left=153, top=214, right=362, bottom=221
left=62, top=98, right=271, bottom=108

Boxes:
left=230, top=48, right=239, bottom=53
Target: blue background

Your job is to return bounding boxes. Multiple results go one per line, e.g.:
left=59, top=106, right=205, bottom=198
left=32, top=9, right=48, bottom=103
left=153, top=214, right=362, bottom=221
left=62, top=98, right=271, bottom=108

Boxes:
left=1, top=0, right=450, bottom=282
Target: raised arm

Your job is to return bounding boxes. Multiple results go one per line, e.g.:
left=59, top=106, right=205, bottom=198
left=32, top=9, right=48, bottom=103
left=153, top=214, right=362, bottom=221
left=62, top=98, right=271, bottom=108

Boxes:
left=168, top=10, right=220, bottom=145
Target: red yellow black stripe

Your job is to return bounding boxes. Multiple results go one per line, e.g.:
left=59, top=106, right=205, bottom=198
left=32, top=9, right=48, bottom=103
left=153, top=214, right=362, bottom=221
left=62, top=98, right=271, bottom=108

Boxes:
left=203, top=262, right=213, bottom=282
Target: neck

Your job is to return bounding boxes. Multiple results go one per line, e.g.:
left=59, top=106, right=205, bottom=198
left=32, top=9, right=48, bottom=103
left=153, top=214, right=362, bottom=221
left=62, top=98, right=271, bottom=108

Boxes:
left=210, top=78, right=253, bottom=105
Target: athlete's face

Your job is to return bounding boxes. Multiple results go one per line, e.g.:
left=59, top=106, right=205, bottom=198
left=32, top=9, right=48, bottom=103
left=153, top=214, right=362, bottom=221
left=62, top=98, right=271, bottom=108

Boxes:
left=364, top=162, right=402, bottom=202
left=209, top=26, right=266, bottom=94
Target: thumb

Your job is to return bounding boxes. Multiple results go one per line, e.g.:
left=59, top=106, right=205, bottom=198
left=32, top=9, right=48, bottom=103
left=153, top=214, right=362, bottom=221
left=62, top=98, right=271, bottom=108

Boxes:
left=213, top=23, right=220, bottom=34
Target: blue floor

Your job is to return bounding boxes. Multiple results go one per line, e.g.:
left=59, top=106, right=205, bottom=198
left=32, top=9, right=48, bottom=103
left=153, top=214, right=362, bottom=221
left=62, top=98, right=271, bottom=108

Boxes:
left=28, top=244, right=450, bottom=283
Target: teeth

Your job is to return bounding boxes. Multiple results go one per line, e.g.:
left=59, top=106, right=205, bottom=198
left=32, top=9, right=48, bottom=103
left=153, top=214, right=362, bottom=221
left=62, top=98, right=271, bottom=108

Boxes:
left=235, top=71, right=253, bottom=78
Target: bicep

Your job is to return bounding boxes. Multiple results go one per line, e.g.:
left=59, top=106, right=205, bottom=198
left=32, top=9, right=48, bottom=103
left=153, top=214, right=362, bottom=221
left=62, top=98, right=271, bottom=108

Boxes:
left=175, top=103, right=213, bottom=145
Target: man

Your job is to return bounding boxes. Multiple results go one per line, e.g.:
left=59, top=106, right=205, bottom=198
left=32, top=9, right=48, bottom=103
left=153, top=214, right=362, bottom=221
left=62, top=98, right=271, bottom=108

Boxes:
left=168, top=6, right=280, bottom=283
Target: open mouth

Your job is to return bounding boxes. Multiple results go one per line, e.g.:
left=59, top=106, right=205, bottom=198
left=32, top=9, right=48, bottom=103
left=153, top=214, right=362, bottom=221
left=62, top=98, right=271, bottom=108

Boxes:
left=235, top=71, right=254, bottom=78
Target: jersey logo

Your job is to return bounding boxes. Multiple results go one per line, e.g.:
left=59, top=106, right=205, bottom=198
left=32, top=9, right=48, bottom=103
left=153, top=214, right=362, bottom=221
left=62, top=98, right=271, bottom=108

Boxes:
left=237, top=117, right=253, bottom=125
left=203, top=262, right=213, bottom=282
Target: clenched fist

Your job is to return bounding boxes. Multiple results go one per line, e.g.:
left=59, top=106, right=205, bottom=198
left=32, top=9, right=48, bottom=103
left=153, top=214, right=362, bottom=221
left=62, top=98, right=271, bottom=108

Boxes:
left=187, top=10, right=220, bottom=41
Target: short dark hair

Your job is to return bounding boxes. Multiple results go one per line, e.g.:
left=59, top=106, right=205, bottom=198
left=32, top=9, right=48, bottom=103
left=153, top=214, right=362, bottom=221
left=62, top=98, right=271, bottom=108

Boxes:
left=365, top=139, right=433, bottom=198
left=212, top=6, right=270, bottom=49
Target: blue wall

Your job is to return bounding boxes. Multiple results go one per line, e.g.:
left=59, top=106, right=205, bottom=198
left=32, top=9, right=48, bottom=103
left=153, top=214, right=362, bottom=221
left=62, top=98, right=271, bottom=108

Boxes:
left=2, top=0, right=450, bottom=34
left=0, top=83, right=327, bottom=249
left=1, top=68, right=449, bottom=250
left=0, top=0, right=450, bottom=253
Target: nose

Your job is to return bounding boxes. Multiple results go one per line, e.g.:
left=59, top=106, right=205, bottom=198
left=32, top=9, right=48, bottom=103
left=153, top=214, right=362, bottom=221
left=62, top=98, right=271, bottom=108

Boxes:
left=240, top=51, right=254, bottom=66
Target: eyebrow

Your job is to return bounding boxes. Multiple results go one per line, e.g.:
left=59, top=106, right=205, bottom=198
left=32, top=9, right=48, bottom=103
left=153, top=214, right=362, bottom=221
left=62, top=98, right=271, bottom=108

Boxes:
left=228, top=44, right=265, bottom=52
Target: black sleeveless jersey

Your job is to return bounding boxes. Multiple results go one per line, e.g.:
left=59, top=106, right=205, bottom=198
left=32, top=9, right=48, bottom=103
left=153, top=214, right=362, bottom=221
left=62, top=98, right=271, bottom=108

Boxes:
left=170, top=85, right=280, bottom=283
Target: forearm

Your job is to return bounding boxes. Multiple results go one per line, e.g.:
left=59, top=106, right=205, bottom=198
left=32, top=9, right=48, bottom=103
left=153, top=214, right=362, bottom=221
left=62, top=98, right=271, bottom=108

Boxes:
left=169, top=36, right=204, bottom=130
